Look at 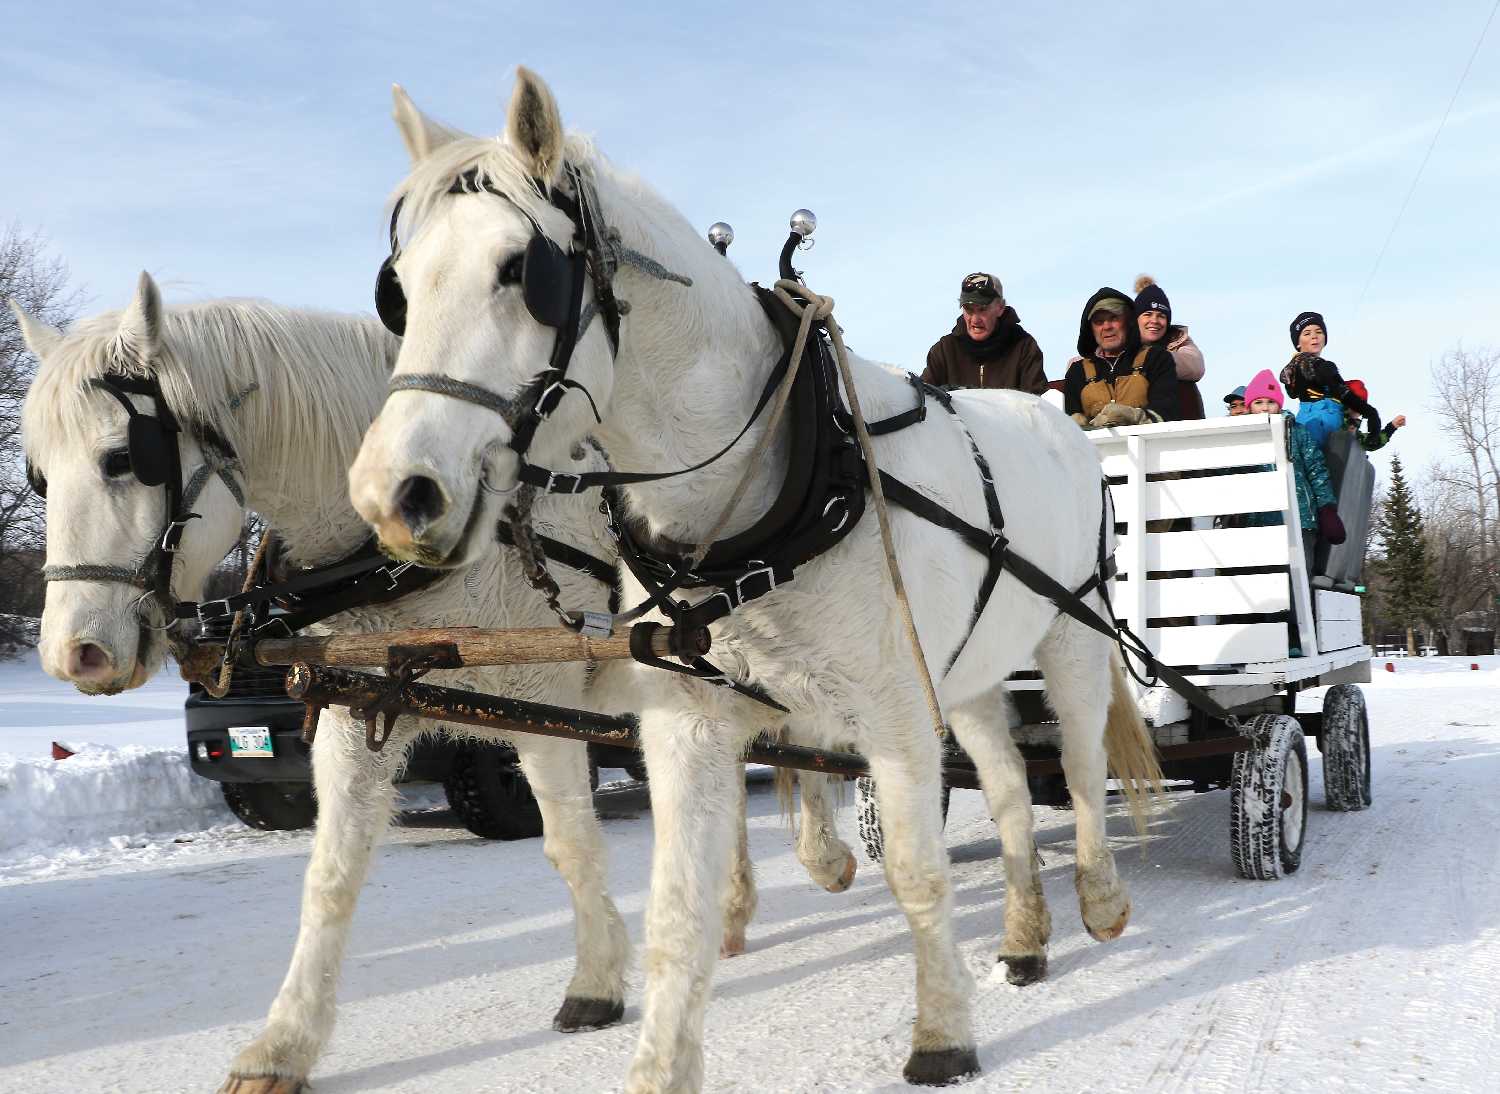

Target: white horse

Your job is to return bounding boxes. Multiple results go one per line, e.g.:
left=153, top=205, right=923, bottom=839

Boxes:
left=16, top=281, right=856, bottom=1094
left=348, top=70, right=1160, bottom=1090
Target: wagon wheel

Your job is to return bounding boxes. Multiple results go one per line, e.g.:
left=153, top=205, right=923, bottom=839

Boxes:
left=1320, top=684, right=1372, bottom=811
left=443, top=744, right=544, bottom=840
left=1229, top=714, right=1309, bottom=880
left=855, top=776, right=951, bottom=864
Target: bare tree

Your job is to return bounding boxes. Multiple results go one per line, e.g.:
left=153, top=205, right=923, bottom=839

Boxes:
left=1420, top=470, right=1491, bottom=652
left=1428, top=346, right=1500, bottom=649
left=0, top=224, right=85, bottom=655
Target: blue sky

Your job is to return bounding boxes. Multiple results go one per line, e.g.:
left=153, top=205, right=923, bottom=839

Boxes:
left=5, top=1, right=1497, bottom=477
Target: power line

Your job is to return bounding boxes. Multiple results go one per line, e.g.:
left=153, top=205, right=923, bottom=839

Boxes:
left=1354, top=0, right=1500, bottom=316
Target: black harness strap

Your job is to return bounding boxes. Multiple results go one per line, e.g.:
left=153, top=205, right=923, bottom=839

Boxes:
left=190, top=539, right=445, bottom=640
left=518, top=334, right=800, bottom=495
left=494, top=521, right=616, bottom=589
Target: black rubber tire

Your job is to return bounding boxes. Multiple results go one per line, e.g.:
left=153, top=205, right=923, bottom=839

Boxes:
left=1230, top=714, right=1309, bottom=880
left=443, top=745, right=545, bottom=840
left=1321, top=684, right=1372, bottom=811
left=220, top=781, right=317, bottom=831
left=855, top=775, right=951, bottom=864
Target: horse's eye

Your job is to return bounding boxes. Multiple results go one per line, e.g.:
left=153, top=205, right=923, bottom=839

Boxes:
left=497, top=253, right=525, bottom=288
left=102, top=448, right=132, bottom=478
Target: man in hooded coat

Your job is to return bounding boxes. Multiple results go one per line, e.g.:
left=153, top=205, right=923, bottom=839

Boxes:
left=1063, top=286, right=1180, bottom=428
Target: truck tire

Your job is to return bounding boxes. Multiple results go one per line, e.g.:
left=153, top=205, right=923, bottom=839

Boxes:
left=1230, top=715, right=1308, bottom=880
left=443, top=744, right=544, bottom=840
left=221, top=781, right=317, bottom=831
left=1321, top=684, right=1372, bottom=811
left=855, top=775, right=950, bottom=864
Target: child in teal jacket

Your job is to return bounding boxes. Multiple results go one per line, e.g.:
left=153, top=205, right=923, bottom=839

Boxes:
left=1243, top=369, right=1346, bottom=656
left=1243, top=369, right=1346, bottom=547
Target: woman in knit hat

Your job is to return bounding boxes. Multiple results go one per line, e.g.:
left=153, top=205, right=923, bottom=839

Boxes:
left=1134, top=275, right=1205, bottom=419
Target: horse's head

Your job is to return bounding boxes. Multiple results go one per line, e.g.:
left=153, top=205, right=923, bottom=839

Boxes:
left=18, top=273, right=246, bottom=693
left=349, top=69, right=618, bottom=568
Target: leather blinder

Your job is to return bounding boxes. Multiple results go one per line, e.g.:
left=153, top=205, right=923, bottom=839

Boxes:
left=374, top=257, right=406, bottom=337
left=522, top=234, right=574, bottom=329
left=127, top=415, right=171, bottom=487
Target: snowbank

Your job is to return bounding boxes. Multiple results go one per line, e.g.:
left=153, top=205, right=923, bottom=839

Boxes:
left=0, top=743, right=232, bottom=867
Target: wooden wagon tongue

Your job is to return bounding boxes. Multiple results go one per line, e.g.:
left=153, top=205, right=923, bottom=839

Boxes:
left=178, top=622, right=986, bottom=783
left=179, top=623, right=707, bottom=751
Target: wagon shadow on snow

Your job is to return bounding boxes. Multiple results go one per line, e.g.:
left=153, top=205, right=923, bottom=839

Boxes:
left=952, top=735, right=1500, bottom=1071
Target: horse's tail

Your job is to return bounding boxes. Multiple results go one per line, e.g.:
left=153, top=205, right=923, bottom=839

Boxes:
left=774, top=765, right=797, bottom=827
left=1104, top=650, right=1166, bottom=838
left=763, top=724, right=798, bottom=826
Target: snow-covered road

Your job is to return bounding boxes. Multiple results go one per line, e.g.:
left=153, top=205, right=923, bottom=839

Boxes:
left=2, top=659, right=1498, bottom=1092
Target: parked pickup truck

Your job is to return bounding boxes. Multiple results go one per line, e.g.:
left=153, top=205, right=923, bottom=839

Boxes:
left=185, top=656, right=640, bottom=836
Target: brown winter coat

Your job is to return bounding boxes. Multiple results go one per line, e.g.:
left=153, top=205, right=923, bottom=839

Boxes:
left=921, top=308, right=1047, bottom=394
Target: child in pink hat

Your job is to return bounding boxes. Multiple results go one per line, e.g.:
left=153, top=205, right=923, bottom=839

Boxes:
left=1243, top=368, right=1344, bottom=547
left=1242, top=369, right=1343, bottom=656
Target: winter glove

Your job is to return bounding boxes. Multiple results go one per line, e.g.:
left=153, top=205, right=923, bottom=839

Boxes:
left=1089, top=402, right=1149, bottom=428
left=1316, top=504, right=1346, bottom=545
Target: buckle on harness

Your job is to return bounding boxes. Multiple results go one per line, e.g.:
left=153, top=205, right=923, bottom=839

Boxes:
left=735, top=563, right=778, bottom=604
left=196, top=598, right=232, bottom=622
left=535, top=381, right=567, bottom=420
left=544, top=470, right=586, bottom=494
left=160, top=513, right=200, bottom=552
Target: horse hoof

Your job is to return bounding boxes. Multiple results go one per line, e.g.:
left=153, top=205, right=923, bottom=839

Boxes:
left=903, top=1046, right=981, bottom=1086
left=824, top=851, right=857, bottom=893
left=999, top=952, right=1047, bottom=986
left=1086, top=899, right=1131, bottom=942
left=218, top=1077, right=307, bottom=1094
left=552, top=996, right=625, bottom=1032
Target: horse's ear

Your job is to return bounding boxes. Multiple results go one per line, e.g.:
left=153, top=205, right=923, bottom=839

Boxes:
left=505, top=66, right=564, bottom=186
left=391, top=84, right=462, bottom=164
left=8, top=299, right=63, bottom=358
left=113, top=271, right=163, bottom=366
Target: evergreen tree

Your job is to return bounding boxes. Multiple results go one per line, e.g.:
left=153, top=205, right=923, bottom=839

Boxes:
left=1376, top=456, right=1437, bottom=654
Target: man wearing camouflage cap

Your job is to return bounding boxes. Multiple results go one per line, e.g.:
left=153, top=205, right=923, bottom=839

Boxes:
left=921, top=272, right=1047, bottom=394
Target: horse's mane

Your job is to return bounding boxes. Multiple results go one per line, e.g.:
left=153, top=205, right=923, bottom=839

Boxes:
left=23, top=299, right=398, bottom=489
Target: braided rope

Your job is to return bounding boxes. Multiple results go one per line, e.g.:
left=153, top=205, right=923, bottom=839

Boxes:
left=41, top=563, right=149, bottom=587
left=388, top=374, right=524, bottom=422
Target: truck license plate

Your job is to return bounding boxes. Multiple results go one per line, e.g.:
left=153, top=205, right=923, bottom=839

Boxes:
left=228, top=727, right=273, bottom=758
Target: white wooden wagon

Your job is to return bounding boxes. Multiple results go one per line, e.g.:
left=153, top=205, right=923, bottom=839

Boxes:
left=858, top=413, right=1376, bottom=879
